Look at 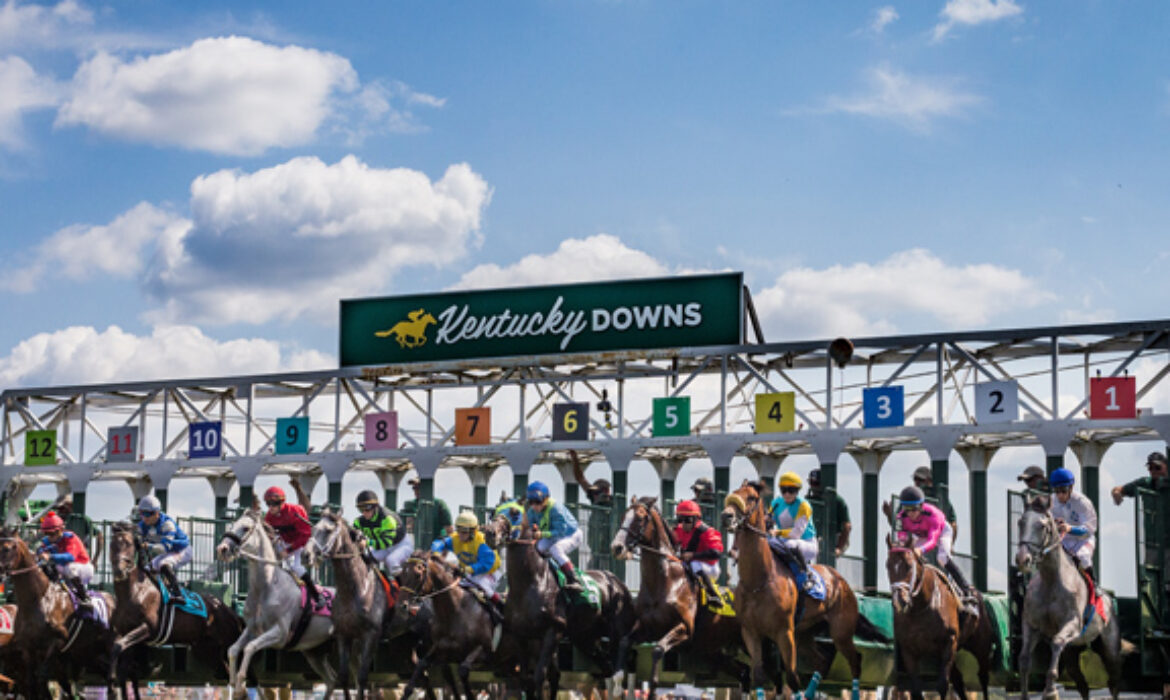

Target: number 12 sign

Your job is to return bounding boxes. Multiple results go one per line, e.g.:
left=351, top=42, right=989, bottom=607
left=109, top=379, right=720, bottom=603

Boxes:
left=188, top=421, right=223, bottom=459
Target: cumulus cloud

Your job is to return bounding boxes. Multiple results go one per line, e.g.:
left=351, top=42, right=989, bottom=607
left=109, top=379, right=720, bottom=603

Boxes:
left=933, top=0, right=1023, bottom=41
left=0, top=0, right=93, bottom=52
left=3, top=203, right=190, bottom=291
left=753, top=248, right=1050, bottom=339
left=451, top=234, right=676, bottom=290
left=818, top=65, right=982, bottom=130
left=0, top=55, right=60, bottom=150
left=142, top=155, right=490, bottom=324
left=0, top=324, right=331, bottom=387
left=870, top=6, right=899, bottom=34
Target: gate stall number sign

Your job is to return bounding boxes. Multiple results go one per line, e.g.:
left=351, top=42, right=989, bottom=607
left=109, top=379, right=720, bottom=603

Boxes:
left=552, top=402, right=589, bottom=441
left=1089, top=376, right=1137, bottom=419
left=364, top=411, right=399, bottom=450
left=24, top=429, right=57, bottom=466
left=653, top=396, right=691, bottom=437
left=107, top=426, right=139, bottom=463
left=188, top=421, right=223, bottom=459
left=754, top=392, right=795, bottom=433
left=863, top=386, right=905, bottom=428
left=455, top=407, right=491, bottom=446
left=974, top=380, right=1019, bottom=424
left=276, top=416, right=310, bottom=455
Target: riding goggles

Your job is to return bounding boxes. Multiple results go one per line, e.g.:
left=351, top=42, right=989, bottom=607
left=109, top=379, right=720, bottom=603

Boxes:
left=779, top=486, right=800, bottom=495
left=1053, top=486, right=1071, bottom=494
left=264, top=500, right=282, bottom=507
left=677, top=516, right=697, bottom=524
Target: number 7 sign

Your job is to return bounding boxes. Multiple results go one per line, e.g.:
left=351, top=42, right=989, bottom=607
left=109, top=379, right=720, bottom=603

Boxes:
left=455, top=407, right=491, bottom=445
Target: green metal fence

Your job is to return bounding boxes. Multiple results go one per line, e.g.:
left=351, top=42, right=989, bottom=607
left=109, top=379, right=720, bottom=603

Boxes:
left=1135, top=485, right=1170, bottom=676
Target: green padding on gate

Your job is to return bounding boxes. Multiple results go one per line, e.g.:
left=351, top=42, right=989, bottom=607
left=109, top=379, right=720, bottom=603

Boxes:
left=856, top=593, right=895, bottom=643
left=983, top=593, right=1012, bottom=672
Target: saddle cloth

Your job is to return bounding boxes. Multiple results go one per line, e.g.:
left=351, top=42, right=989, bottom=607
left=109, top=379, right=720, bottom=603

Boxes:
left=925, top=563, right=980, bottom=619
left=766, top=539, right=826, bottom=601
left=699, top=584, right=736, bottom=617
left=156, top=577, right=208, bottom=619
left=374, top=569, right=399, bottom=611
left=299, top=585, right=335, bottom=617
left=1080, top=569, right=1109, bottom=628
left=61, top=583, right=110, bottom=626
left=0, top=608, right=12, bottom=635
left=550, top=562, right=601, bottom=610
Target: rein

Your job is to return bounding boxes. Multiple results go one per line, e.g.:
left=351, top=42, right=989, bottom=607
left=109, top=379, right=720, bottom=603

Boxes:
left=620, top=506, right=681, bottom=562
left=399, top=557, right=462, bottom=601
left=1022, top=515, right=1062, bottom=558
left=223, top=513, right=285, bottom=567
left=889, top=547, right=925, bottom=598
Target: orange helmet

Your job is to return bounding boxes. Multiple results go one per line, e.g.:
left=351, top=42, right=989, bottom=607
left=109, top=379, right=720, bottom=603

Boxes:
left=676, top=500, right=701, bottom=517
left=40, top=512, right=64, bottom=532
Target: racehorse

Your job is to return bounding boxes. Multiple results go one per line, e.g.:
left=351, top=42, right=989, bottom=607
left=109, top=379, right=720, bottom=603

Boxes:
left=1016, top=495, right=1129, bottom=700
left=396, top=550, right=497, bottom=699
left=216, top=506, right=338, bottom=700
left=723, top=481, right=880, bottom=699
left=107, top=521, right=245, bottom=696
left=886, top=535, right=995, bottom=700
left=308, top=509, right=395, bottom=700
left=610, top=496, right=749, bottom=698
left=502, top=527, right=635, bottom=699
left=0, top=525, right=117, bottom=700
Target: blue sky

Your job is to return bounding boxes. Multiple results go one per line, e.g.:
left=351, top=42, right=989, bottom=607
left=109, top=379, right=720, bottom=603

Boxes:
left=2, top=0, right=1169, bottom=592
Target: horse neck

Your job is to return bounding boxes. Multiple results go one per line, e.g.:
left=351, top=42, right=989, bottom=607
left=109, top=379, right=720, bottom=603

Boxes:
left=506, top=542, right=548, bottom=593
left=243, top=521, right=283, bottom=587
left=734, top=513, right=774, bottom=588
left=1035, top=539, right=1076, bottom=585
left=427, top=566, right=463, bottom=620
left=7, top=547, right=50, bottom=605
left=328, top=527, right=370, bottom=601
left=640, top=511, right=676, bottom=589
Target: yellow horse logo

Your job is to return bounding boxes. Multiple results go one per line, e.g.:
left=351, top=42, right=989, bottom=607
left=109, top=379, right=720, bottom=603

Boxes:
left=374, top=309, right=437, bottom=349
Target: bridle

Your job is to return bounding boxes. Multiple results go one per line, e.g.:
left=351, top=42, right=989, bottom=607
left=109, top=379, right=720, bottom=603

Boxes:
left=619, top=504, right=679, bottom=561
left=110, top=528, right=141, bottom=582
left=1019, top=509, right=1062, bottom=563
left=0, top=536, right=44, bottom=577
left=219, top=511, right=284, bottom=566
left=888, top=547, right=925, bottom=600
left=313, top=514, right=361, bottom=561
left=398, top=555, right=460, bottom=601
left=723, top=490, right=769, bottom=538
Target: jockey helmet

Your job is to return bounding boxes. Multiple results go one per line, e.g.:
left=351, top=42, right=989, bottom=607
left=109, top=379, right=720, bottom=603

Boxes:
left=356, top=490, right=380, bottom=508
left=676, top=500, right=701, bottom=517
left=1049, top=468, right=1075, bottom=489
left=899, top=486, right=925, bottom=506
left=40, top=511, right=64, bottom=532
left=692, top=477, right=714, bottom=493
left=264, top=486, right=286, bottom=504
left=138, top=494, right=161, bottom=515
left=526, top=481, right=550, bottom=502
left=455, top=511, right=478, bottom=530
left=778, top=471, right=803, bottom=489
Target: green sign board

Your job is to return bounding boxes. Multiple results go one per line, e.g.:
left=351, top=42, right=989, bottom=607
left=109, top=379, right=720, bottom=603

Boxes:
left=340, top=273, right=743, bottom=367
left=653, top=396, right=691, bottom=437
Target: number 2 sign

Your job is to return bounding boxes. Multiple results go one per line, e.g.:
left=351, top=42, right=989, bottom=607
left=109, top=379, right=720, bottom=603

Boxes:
left=975, top=380, right=1018, bottom=424
left=455, top=407, right=491, bottom=445
left=1090, top=376, right=1136, bottom=419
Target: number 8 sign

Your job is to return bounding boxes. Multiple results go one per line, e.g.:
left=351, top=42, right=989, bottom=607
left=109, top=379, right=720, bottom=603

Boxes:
left=365, top=411, right=399, bottom=450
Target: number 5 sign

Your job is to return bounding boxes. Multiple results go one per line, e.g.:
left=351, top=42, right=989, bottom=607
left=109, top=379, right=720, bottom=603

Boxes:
left=1090, top=376, right=1136, bottom=419
left=455, top=407, right=491, bottom=446
left=653, top=397, right=690, bottom=437
left=975, top=380, right=1018, bottom=424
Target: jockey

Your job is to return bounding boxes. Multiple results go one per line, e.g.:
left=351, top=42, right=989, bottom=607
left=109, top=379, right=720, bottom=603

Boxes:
left=36, top=512, right=94, bottom=607
left=768, top=471, right=819, bottom=593
left=672, top=499, right=723, bottom=599
left=136, top=495, right=191, bottom=597
left=1049, top=468, right=1098, bottom=584
left=430, top=511, right=503, bottom=617
left=353, top=490, right=413, bottom=575
left=494, top=497, right=525, bottom=539
left=524, top=481, right=585, bottom=590
left=263, top=486, right=319, bottom=604
left=896, top=485, right=978, bottom=612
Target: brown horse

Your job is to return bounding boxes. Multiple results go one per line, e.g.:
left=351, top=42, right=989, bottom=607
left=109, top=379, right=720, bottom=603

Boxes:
left=0, top=525, right=118, bottom=700
left=396, top=550, right=497, bottom=699
left=108, top=521, right=246, bottom=697
left=722, top=481, right=879, bottom=698
left=610, top=496, right=749, bottom=697
left=886, top=537, right=995, bottom=700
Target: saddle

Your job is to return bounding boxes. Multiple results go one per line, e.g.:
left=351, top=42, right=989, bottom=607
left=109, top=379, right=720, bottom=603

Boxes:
left=681, top=567, right=736, bottom=616
left=1077, top=566, right=1109, bottom=630
left=285, top=586, right=335, bottom=650
left=374, top=568, right=399, bottom=610
left=927, top=563, right=981, bottom=620
left=154, top=576, right=208, bottom=619
left=766, top=539, right=827, bottom=601
left=548, top=561, right=601, bottom=610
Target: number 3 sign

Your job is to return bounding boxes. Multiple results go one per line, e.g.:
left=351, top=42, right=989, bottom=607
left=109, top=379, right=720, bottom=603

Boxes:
left=975, top=380, right=1018, bottom=424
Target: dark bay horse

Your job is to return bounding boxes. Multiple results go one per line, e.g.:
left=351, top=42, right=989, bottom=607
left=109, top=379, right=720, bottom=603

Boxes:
left=108, top=521, right=245, bottom=696
left=723, top=481, right=879, bottom=699
left=886, top=536, right=995, bottom=700
left=396, top=550, right=496, bottom=699
left=502, top=529, right=635, bottom=699
left=610, top=496, right=748, bottom=697
left=309, top=509, right=394, bottom=700
left=0, top=526, right=118, bottom=700
left=1016, top=496, right=1130, bottom=700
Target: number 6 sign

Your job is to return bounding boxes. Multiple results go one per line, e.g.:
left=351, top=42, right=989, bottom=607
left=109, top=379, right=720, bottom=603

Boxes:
left=552, top=403, right=589, bottom=441
left=975, top=380, right=1018, bottom=424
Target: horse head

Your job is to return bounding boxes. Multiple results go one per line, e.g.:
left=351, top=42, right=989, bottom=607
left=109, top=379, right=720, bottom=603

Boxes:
left=885, top=534, right=924, bottom=612
left=397, top=550, right=450, bottom=601
left=109, top=521, right=141, bottom=581
left=481, top=512, right=511, bottom=550
left=308, top=507, right=346, bottom=567
left=1016, top=495, right=1058, bottom=574
left=216, top=507, right=269, bottom=563
left=612, top=495, right=664, bottom=560
left=721, top=479, right=765, bottom=533
left=0, top=527, right=31, bottom=577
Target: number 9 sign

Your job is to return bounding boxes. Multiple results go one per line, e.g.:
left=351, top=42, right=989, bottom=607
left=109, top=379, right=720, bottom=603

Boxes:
left=553, top=403, right=589, bottom=441
left=276, top=416, right=309, bottom=454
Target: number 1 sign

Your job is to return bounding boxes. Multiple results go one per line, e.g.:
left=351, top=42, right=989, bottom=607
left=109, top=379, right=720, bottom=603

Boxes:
left=975, top=380, right=1018, bottom=424
left=1090, top=376, right=1136, bottom=419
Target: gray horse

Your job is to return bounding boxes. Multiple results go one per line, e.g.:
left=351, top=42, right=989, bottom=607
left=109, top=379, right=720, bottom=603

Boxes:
left=216, top=507, right=338, bottom=700
left=1015, top=495, right=1128, bottom=700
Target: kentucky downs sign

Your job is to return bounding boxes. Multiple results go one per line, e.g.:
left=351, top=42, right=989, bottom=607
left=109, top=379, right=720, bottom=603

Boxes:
left=340, top=273, right=743, bottom=367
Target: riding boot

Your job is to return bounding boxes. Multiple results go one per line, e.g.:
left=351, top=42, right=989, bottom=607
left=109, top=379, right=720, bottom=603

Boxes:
left=1082, top=565, right=1097, bottom=586
left=790, top=549, right=816, bottom=593
left=301, top=572, right=321, bottom=605
left=360, top=549, right=378, bottom=568
left=697, top=570, right=721, bottom=602
left=67, top=575, right=92, bottom=609
left=160, top=563, right=183, bottom=598
left=558, top=561, right=584, bottom=591
left=943, top=560, right=979, bottom=615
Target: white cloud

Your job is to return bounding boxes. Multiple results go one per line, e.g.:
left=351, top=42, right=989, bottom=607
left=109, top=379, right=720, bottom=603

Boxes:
left=820, top=65, right=982, bottom=130
left=0, top=55, right=60, bottom=150
left=870, top=6, right=899, bottom=34
left=0, top=324, right=331, bottom=387
left=451, top=234, right=675, bottom=290
left=56, top=36, right=388, bottom=156
left=933, top=0, right=1023, bottom=41
left=143, top=155, right=490, bottom=324
left=3, top=202, right=190, bottom=291
left=0, top=0, right=93, bottom=51
left=753, top=248, right=1050, bottom=339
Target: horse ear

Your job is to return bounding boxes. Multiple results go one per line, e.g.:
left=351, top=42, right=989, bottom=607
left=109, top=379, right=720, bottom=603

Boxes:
left=645, top=496, right=658, bottom=508
left=251, top=494, right=261, bottom=511
left=885, top=533, right=892, bottom=548
left=630, top=494, right=637, bottom=505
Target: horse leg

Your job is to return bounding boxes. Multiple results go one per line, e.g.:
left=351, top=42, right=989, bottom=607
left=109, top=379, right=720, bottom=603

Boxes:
left=235, top=627, right=284, bottom=699
left=1092, top=618, right=1124, bottom=700
left=440, top=663, right=460, bottom=699
left=402, top=649, right=434, bottom=699
left=740, top=628, right=769, bottom=695
left=649, top=622, right=690, bottom=699
left=948, top=655, right=970, bottom=700
left=534, top=629, right=558, bottom=700
left=228, top=626, right=256, bottom=698
left=109, top=624, right=152, bottom=688
left=458, top=646, right=485, bottom=700
left=830, top=612, right=864, bottom=700
left=356, top=630, right=380, bottom=700
left=900, top=647, right=923, bottom=700
left=936, top=639, right=956, bottom=700
left=302, top=645, right=340, bottom=700
left=774, top=625, right=800, bottom=699
left=1044, top=623, right=1080, bottom=700
left=1018, top=622, right=1040, bottom=700
left=337, top=636, right=352, bottom=700
left=1060, top=647, right=1090, bottom=700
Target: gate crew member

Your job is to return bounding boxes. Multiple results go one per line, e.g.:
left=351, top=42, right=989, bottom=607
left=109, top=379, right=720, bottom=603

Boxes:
left=1049, top=468, right=1098, bottom=584
left=37, top=511, right=94, bottom=607
left=673, top=499, right=724, bottom=599
left=354, top=490, right=413, bottom=575
left=431, top=512, right=503, bottom=617
left=494, top=495, right=525, bottom=540
left=263, top=486, right=320, bottom=604
left=768, top=471, right=819, bottom=593
left=524, top=481, right=584, bottom=590
left=1112, top=451, right=1170, bottom=587
left=807, top=468, right=852, bottom=557
left=136, top=494, right=191, bottom=598
left=895, top=485, right=977, bottom=614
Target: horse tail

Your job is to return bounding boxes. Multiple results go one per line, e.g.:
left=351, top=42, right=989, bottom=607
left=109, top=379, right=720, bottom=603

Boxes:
left=853, top=612, right=891, bottom=644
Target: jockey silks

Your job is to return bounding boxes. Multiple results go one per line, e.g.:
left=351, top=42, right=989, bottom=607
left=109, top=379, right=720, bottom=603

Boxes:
left=354, top=507, right=404, bottom=550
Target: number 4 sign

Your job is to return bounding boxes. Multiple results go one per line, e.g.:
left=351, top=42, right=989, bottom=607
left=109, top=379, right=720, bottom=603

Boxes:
left=1090, top=376, right=1136, bottom=419
left=975, top=380, right=1018, bottom=424
left=754, top=392, right=795, bottom=433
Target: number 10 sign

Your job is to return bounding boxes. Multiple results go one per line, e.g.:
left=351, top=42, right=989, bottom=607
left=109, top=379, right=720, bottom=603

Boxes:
left=188, top=421, right=223, bottom=459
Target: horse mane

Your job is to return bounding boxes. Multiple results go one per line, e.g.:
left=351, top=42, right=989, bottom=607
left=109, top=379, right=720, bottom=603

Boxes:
left=640, top=498, right=676, bottom=549
left=1028, top=494, right=1051, bottom=513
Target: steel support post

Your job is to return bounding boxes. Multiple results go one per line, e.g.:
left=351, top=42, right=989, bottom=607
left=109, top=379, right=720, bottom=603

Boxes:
left=864, top=469, right=879, bottom=591
left=156, top=489, right=169, bottom=511
left=72, top=491, right=87, bottom=517
left=328, top=481, right=343, bottom=509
